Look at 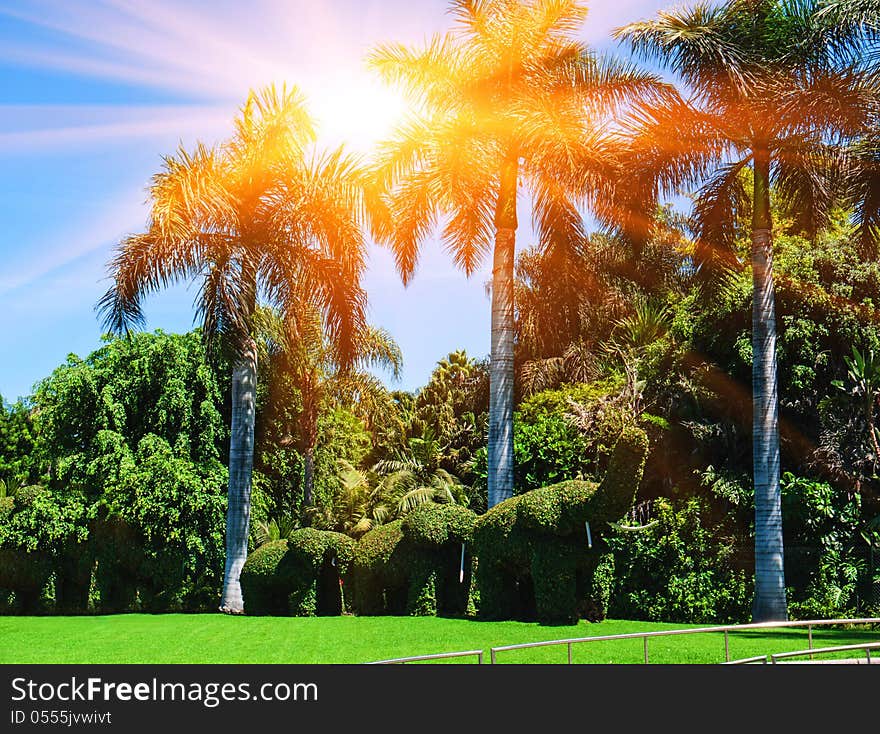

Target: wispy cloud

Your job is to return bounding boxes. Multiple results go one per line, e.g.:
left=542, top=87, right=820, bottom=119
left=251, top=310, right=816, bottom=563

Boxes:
left=0, top=191, right=148, bottom=295
left=0, top=104, right=232, bottom=152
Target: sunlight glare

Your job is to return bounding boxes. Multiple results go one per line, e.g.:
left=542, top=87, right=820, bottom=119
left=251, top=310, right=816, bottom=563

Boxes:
left=304, top=75, right=413, bottom=152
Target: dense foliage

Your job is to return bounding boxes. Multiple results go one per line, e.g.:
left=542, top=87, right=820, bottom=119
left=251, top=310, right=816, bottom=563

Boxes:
left=0, top=331, right=229, bottom=613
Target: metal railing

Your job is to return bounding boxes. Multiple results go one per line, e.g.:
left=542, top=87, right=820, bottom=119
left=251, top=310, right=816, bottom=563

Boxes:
left=363, top=617, right=880, bottom=664
left=366, top=649, right=484, bottom=665
left=769, top=641, right=880, bottom=664
left=722, top=654, right=770, bottom=665
left=487, top=617, right=880, bottom=664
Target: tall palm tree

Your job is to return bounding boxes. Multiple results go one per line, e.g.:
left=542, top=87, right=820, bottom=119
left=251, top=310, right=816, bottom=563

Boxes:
left=98, top=85, right=368, bottom=613
left=255, top=306, right=402, bottom=511
left=614, top=0, right=875, bottom=621
left=367, top=0, right=665, bottom=507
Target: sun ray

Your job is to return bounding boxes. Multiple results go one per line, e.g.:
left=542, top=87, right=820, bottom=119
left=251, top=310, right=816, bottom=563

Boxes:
left=0, top=104, right=232, bottom=152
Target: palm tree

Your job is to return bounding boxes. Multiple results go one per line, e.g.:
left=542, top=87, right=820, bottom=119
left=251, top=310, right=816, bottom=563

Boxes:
left=98, top=85, right=368, bottom=614
left=614, top=0, right=875, bottom=621
left=368, top=0, right=665, bottom=507
left=331, top=439, right=468, bottom=538
left=255, top=306, right=402, bottom=511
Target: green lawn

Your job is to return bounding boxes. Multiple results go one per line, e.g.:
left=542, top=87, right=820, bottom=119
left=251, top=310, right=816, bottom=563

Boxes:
left=2, top=615, right=878, bottom=664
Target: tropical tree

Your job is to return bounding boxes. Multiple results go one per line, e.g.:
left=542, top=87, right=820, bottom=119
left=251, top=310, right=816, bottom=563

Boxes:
left=614, top=0, right=876, bottom=620
left=330, top=441, right=468, bottom=537
left=98, top=85, right=368, bottom=613
left=255, top=306, right=401, bottom=511
left=367, top=0, right=665, bottom=507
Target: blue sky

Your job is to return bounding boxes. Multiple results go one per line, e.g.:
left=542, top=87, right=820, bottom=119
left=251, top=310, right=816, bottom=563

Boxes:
left=0, top=0, right=672, bottom=402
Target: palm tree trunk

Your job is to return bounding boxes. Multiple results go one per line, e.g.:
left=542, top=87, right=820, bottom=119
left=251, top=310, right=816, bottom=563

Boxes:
left=219, top=337, right=258, bottom=614
left=751, top=148, right=787, bottom=622
left=488, top=154, right=518, bottom=508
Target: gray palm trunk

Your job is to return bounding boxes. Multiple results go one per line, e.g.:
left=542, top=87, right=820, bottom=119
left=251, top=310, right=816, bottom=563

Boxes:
left=487, top=155, right=518, bottom=508
left=219, top=338, right=258, bottom=614
left=750, top=150, right=788, bottom=622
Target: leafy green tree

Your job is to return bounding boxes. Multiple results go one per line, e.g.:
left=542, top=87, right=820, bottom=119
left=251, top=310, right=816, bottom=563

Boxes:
left=0, top=398, right=42, bottom=484
left=832, top=346, right=880, bottom=461
left=34, top=330, right=226, bottom=490
left=104, top=435, right=227, bottom=611
left=369, top=0, right=665, bottom=507
left=408, top=351, right=488, bottom=479
left=98, top=86, right=368, bottom=613
left=515, top=208, right=693, bottom=395
left=20, top=331, right=229, bottom=611
left=615, top=0, right=876, bottom=621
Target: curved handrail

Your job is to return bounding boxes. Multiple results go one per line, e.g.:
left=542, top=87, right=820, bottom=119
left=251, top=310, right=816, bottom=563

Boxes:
left=366, top=649, right=484, bottom=665
left=488, top=617, right=880, bottom=663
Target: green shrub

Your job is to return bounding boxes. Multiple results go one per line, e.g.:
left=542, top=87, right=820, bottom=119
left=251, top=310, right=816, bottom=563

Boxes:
left=0, top=549, right=53, bottom=613
left=781, top=473, right=867, bottom=619
left=240, top=541, right=293, bottom=616
left=352, top=520, right=409, bottom=615
left=286, top=528, right=355, bottom=616
left=606, top=497, right=751, bottom=624
left=0, top=485, right=89, bottom=613
left=402, top=503, right=475, bottom=546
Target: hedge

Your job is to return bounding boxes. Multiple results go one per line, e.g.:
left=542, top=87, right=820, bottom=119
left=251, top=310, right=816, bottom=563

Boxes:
left=472, top=425, right=649, bottom=624
left=240, top=529, right=355, bottom=616
left=353, top=504, right=478, bottom=617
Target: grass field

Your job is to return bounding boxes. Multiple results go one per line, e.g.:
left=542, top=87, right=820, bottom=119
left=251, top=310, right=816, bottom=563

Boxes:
left=2, top=615, right=878, bottom=664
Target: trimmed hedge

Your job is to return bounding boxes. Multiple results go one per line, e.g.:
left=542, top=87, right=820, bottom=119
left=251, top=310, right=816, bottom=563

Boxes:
left=473, top=425, right=649, bottom=625
left=353, top=504, right=478, bottom=617
left=239, top=529, right=355, bottom=616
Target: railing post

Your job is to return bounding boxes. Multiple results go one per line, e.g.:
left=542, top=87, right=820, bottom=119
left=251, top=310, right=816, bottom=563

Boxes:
left=724, top=630, right=730, bottom=662
left=478, top=652, right=483, bottom=665
left=567, top=642, right=572, bottom=665
left=643, top=636, right=649, bottom=664
left=808, top=625, right=813, bottom=661
left=867, top=649, right=872, bottom=665
left=490, top=649, right=496, bottom=665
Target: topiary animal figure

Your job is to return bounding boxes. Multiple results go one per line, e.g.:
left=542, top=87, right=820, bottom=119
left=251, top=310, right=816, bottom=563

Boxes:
left=472, top=425, right=649, bottom=624
left=240, top=528, right=355, bottom=616
left=352, top=503, right=477, bottom=616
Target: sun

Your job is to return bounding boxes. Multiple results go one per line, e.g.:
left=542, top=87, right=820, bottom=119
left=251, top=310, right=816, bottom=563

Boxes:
left=302, top=73, right=413, bottom=152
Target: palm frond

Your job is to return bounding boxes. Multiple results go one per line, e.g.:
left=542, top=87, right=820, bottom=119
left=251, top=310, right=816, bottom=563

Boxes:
left=691, top=158, right=751, bottom=276
left=229, top=83, right=316, bottom=172
left=367, top=34, right=467, bottom=109
left=396, top=486, right=439, bottom=515
left=614, top=3, right=752, bottom=94
left=773, top=139, right=843, bottom=238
